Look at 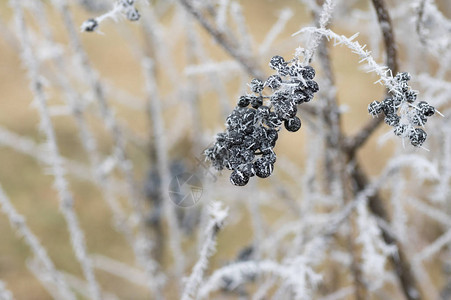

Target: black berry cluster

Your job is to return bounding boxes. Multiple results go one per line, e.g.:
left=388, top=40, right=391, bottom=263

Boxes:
left=205, top=56, right=319, bottom=186
left=368, top=72, right=435, bottom=147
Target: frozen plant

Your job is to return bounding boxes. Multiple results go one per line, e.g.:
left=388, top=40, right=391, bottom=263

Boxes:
left=205, top=55, right=318, bottom=186
left=367, top=72, right=438, bottom=147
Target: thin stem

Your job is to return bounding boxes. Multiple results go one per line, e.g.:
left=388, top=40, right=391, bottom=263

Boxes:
left=178, top=0, right=265, bottom=80
left=344, top=0, right=398, bottom=154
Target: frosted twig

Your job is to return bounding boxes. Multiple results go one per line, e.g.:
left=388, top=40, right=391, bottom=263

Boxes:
left=294, top=28, right=397, bottom=92
left=53, top=0, right=144, bottom=225
left=181, top=201, right=228, bottom=300
left=302, top=0, right=336, bottom=64
left=178, top=0, right=265, bottom=79
left=198, top=258, right=321, bottom=299
left=10, top=1, right=101, bottom=298
left=0, top=183, right=75, bottom=300
left=406, top=197, right=451, bottom=227
left=91, top=255, right=149, bottom=287
left=142, top=58, right=185, bottom=281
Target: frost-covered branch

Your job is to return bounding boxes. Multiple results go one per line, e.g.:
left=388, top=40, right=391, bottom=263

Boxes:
left=10, top=1, right=101, bottom=298
left=181, top=201, right=228, bottom=300
left=0, top=183, right=75, bottom=300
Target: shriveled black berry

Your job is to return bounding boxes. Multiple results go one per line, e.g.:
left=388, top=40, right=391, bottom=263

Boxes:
left=381, top=98, right=396, bottom=115
left=411, top=113, right=427, bottom=126
left=81, top=18, right=98, bottom=32
left=266, top=75, right=282, bottom=90
left=395, top=72, right=411, bottom=82
left=384, top=114, right=400, bottom=126
left=257, top=106, right=270, bottom=119
left=284, top=116, right=301, bottom=132
left=265, top=128, right=278, bottom=146
left=238, top=95, right=251, bottom=107
left=265, top=112, right=282, bottom=128
left=239, top=163, right=256, bottom=178
left=418, top=101, right=435, bottom=117
left=254, top=159, right=274, bottom=178
left=394, top=124, right=407, bottom=136
left=368, top=101, right=382, bottom=117
left=302, top=66, right=316, bottom=80
left=409, top=128, right=427, bottom=147
left=250, top=78, right=264, bottom=93
left=251, top=96, right=263, bottom=109
left=405, top=90, right=417, bottom=103
left=306, top=80, right=319, bottom=93
left=276, top=102, right=297, bottom=120
left=230, top=170, right=249, bottom=186
left=269, top=55, right=286, bottom=71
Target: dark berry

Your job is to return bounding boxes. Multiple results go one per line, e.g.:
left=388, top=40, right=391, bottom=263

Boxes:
left=384, top=114, right=400, bottom=126
left=82, top=19, right=98, bottom=32
left=381, top=98, right=396, bottom=115
left=405, top=90, right=417, bottom=103
left=409, top=128, right=427, bottom=147
left=265, top=112, right=282, bottom=128
left=250, top=78, right=264, bottom=93
left=251, top=96, right=263, bottom=109
left=284, top=116, right=301, bottom=132
left=254, top=159, right=274, bottom=178
left=269, top=56, right=286, bottom=71
left=230, top=170, right=249, bottom=186
left=276, top=102, right=297, bottom=120
left=302, top=66, right=316, bottom=80
left=368, top=100, right=382, bottom=117
left=411, top=113, right=427, bottom=126
left=257, top=106, right=270, bottom=119
left=266, top=75, right=282, bottom=90
left=306, top=80, right=319, bottom=93
left=394, top=124, right=407, bottom=136
left=418, top=101, right=435, bottom=117
left=240, top=163, right=256, bottom=178
left=238, top=95, right=251, bottom=107
left=395, top=72, right=411, bottom=82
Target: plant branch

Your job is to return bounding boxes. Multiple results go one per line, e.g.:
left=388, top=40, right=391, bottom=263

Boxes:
left=343, top=0, right=399, bottom=154
left=178, top=0, right=265, bottom=80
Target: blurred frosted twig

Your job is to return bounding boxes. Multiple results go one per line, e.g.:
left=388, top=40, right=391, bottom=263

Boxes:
left=10, top=1, right=101, bottom=298
left=30, top=0, right=136, bottom=246
left=229, top=2, right=252, bottom=52
left=0, top=125, right=128, bottom=196
left=415, top=228, right=451, bottom=262
left=0, top=184, right=75, bottom=300
left=178, top=0, right=265, bottom=80
left=142, top=58, right=185, bottom=282
left=0, top=281, right=13, bottom=300
left=53, top=0, right=144, bottom=227
left=302, top=0, right=335, bottom=64
left=343, top=0, right=398, bottom=153
left=181, top=201, right=228, bottom=300
left=406, top=197, right=451, bottom=227
left=59, top=272, right=120, bottom=300
left=198, top=257, right=321, bottom=299
left=91, top=255, right=149, bottom=287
